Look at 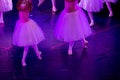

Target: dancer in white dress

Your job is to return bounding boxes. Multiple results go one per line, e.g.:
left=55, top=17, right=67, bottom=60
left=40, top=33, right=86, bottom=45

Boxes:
left=55, top=0, right=92, bottom=55
left=13, top=0, right=45, bottom=66
left=79, top=0, right=103, bottom=26
left=104, top=0, right=117, bottom=17
left=0, top=0, right=13, bottom=24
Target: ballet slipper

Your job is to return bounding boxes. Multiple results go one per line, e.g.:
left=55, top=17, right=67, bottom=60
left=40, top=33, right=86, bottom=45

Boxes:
left=68, top=49, right=72, bottom=55
left=90, top=21, right=94, bottom=27
left=22, top=60, right=26, bottom=66
left=52, top=6, right=57, bottom=13
left=37, top=51, right=42, bottom=60
left=82, top=40, right=88, bottom=48
left=109, top=11, right=113, bottom=17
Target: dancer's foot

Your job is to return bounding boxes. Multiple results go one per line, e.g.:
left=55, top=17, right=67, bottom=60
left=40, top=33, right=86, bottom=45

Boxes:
left=90, top=21, right=94, bottom=27
left=68, top=49, right=72, bottom=55
left=83, top=40, right=88, bottom=48
left=22, top=60, right=26, bottom=67
left=109, top=11, right=113, bottom=17
left=52, top=6, right=57, bottom=13
left=37, top=51, right=42, bottom=60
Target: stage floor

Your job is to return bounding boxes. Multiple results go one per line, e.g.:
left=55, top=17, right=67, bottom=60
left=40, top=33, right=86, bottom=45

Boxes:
left=0, top=0, right=120, bottom=80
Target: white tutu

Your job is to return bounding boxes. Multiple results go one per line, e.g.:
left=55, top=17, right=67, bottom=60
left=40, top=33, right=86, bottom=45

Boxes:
left=55, top=8, right=92, bottom=42
left=0, top=0, right=13, bottom=12
left=13, top=19, right=45, bottom=47
left=79, top=0, right=103, bottom=12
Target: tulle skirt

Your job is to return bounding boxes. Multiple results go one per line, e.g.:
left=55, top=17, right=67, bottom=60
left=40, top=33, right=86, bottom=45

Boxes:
left=0, top=0, right=13, bottom=12
left=79, top=0, right=103, bottom=12
left=55, top=8, right=92, bottom=42
left=13, top=19, right=45, bottom=47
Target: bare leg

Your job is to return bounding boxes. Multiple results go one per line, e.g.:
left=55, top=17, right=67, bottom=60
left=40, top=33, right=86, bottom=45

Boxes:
left=68, top=42, right=74, bottom=55
left=38, top=0, right=45, bottom=6
left=82, top=38, right=88, bottom=48
left=88, top=12, right=94, bottom=26
left=32, top=45, right=42, bottom=60
left=51, top=0, right=57, bottom=12
left=80, top=27, right=88, bottom=48
left=0, top=12, right=4, bottom=24
left=106, top=1, right=113, bottom=17
left=22, top=46, right=29, bottom=66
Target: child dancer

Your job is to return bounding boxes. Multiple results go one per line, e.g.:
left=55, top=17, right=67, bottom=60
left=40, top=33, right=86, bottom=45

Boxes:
left=104, top=0, right=117, bottom=17
left=55, top=0, right=92, bottom=55
left=79, top=0, right=103, bottom=26
left=38, top=0, right=57, bottom=12
left=13, top=0, right=45, bottom=66
left=0, top=0, right=13, bottom=24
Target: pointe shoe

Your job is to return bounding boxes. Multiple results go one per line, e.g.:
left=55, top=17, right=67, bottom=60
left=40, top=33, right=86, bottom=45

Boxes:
left=37, top=51, right=42, bottom=60
left=22, top=60, right=26, bottom=66
left=109, top=12, right=113, bottom=17
left=83, top=40, right=88, bottom=48
left=52, top=7, right=57, bottom=13
left=90, top=22, right=94, bottom=26
left=68, top=49, right=72, bottom=55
